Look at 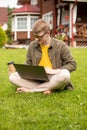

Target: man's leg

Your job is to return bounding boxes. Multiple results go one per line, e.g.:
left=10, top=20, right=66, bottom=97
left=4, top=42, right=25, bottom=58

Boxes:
left=8, top=63, right=41, bottom=92
left=9, top=72, right=41, bottom=92
left=15, top=69, right=70, bottom=93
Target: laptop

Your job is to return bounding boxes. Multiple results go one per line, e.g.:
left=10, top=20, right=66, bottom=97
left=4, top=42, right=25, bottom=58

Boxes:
left=13, top=63, right=49, bottom=82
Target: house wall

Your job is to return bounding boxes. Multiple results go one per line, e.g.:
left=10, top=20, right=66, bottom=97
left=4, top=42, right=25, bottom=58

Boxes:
left=42, top=0, right=54, bottom=13
left=0, top=7, right=8, bottom=31
left=17, top=32, right=28, bottom=39
left=18, top=0, right=30, bottom=5
left=40, top=0, right=57, bottom=35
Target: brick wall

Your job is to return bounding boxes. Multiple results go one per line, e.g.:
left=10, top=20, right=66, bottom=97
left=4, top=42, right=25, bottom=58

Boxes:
left=42, top=0, right=54, bottom=13
left=17, top=32, right=27, bottom=39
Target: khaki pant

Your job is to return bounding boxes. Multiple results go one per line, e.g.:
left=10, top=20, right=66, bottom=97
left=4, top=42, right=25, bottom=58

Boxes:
left=9, top=69, right=70, bottom=92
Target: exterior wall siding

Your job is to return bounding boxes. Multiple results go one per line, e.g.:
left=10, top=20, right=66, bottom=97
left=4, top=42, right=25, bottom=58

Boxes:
left=42, top=0, right=54, bottom=13
left=17, top=32, right=28, bottom=39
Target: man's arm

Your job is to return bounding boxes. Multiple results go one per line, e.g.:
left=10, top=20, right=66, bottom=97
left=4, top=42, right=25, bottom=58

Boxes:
left=45, top=67, right=61, bottom=74
left=60, top=43, right=77, bottom=72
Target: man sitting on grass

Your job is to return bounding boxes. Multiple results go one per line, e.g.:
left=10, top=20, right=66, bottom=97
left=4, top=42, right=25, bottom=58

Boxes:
left=8, top=19, right=77, bottom=95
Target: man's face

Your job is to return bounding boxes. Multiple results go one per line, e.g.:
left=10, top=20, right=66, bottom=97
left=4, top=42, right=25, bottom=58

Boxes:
left=34, top=32, right=48, bottom=44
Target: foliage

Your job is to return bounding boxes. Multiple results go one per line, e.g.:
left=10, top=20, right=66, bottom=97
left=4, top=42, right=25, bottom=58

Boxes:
left=6, top=7, right=14, bottom=44
left=55, top=33, right=68, bottom=41
left=6, top=28, right=12, bottom=44
left=7, top=7, right=14, bottom=29
left=0, top=48, right=87, bottom=130
left=0, top=27, right=7, bottom=47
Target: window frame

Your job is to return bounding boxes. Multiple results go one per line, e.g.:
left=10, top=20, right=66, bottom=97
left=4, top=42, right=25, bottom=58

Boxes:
left=30, top=0, right=38, bottom=5
left=30, top=16, right=39, bottom=31
left=42, top=11, right=53, bottom=29
left=17, top=16, right=27, bottom=31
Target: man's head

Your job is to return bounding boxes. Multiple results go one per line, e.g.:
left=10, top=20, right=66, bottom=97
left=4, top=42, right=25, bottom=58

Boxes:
left=32, top=19, right=50, bottom=37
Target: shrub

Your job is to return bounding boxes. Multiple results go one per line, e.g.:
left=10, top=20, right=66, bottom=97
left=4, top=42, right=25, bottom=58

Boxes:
left=0, top=27, right=7, bottom=47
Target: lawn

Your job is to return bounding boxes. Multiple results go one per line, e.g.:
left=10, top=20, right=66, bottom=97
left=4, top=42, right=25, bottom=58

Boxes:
left=0, top=48, right=87, bottom=130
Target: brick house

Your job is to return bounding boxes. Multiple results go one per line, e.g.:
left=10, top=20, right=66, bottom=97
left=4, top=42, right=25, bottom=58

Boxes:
left=0, top=7, right=8, bottom=31
left=11, top=0, right=57, bottom=43
left=12, top=0, right=87, bottom=46
left=11, top=3, right=40, bottom=44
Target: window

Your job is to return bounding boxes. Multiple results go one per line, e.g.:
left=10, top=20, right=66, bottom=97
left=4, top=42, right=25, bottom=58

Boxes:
left=30, top=16, right=39, bottom=30
left=31, top=0, right=38, bottom=5
left=42, top=12, right=53, bottom=29
left=17, top=17, right=27, bottom=30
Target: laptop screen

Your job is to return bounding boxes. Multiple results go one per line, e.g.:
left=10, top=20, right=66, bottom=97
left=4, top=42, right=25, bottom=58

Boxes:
left=14, top=64, right=49, bottom=82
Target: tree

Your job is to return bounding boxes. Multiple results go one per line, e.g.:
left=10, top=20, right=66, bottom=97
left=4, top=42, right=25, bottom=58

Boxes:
left=0, top=27, right=7, bottom=47
left=6, top=7, right=15, bottom=44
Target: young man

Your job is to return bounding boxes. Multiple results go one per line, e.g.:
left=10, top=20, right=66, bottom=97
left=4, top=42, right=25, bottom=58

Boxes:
left=9, top=19, right=76, bottom=94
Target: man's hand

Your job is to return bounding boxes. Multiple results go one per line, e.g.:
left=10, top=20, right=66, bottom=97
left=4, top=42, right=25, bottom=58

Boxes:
left=44, top=67, right=61, bottom=74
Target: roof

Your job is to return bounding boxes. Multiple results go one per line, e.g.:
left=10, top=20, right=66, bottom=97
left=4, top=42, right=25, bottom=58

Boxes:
left=12, top=4, right=40, bottom=13
left=0, top=7, right=8, bottom=25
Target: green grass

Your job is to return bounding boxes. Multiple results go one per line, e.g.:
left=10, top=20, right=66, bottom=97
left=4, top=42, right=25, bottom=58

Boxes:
left=0, top=48, right=87, bottom=130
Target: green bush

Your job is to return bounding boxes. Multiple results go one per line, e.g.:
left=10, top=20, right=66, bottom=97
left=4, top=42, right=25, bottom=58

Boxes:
left=6, top=28, right=13, bottom=44
left=0, top=27, right=7, bottom=47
